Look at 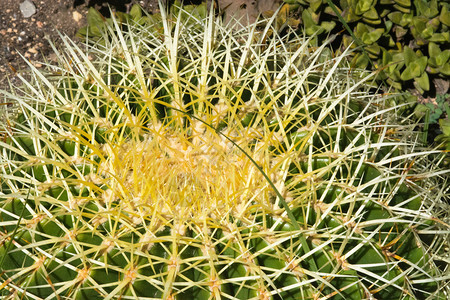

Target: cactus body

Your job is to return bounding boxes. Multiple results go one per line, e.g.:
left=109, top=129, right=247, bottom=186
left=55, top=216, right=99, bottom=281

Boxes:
left=0, top=3, right=448, bottom=300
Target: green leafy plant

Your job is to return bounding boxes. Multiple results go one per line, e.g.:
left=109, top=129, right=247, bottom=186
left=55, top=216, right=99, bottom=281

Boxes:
left=1, top=2, right=449, bottom=299
left=435, top=117, right=450, bottom=151
left=77, top=1, right=208, bottom=44
left=415, top=93, right=450, bottom=148
left=283, top=0, right=450, bottom=146
left=420, top=94, right=449, bottom=124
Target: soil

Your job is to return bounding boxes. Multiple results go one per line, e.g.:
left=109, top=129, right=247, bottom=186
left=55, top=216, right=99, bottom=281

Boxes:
left=0, top=0, right=161, bottom=95
left=0, top=0, right=284, bottom=97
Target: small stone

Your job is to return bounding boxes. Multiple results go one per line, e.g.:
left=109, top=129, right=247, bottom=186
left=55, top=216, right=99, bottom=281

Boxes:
left=73, top=11, right=82, bottom=23
left=20, top=0, right=37, bottom=18
left=36, top=21, right=43, bottom=28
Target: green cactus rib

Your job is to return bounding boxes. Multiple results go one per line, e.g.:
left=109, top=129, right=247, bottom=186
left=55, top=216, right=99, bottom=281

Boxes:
left=0, top=3, right=449, bottom=300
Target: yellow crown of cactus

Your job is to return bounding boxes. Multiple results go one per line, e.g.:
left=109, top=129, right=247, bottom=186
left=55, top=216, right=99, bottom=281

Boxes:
left=0, top=2, right=449, bottom=300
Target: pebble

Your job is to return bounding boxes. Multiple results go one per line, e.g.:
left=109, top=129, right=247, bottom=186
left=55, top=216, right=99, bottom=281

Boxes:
left=20, top=0, right=37, bottom=18
left=73, top=11, right=82, bottom=23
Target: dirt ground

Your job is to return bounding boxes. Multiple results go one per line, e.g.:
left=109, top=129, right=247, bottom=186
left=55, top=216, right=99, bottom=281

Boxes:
left=0, top=0, right=162, bottom=94
left=0, top=0, right=284, bottom=97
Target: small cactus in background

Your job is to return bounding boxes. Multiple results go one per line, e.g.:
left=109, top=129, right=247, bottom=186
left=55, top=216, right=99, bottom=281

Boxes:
left=0, top=2, right=449, bottom=299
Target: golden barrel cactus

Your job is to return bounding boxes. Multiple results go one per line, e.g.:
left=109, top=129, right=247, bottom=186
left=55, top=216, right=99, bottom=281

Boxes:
left=0, top=3, right=448, bottom=299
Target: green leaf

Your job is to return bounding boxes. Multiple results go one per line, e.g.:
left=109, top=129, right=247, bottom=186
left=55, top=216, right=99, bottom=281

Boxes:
left=115, top=11, right=130, bottom=23
left=388, top=68, right=402, bottom=80
left=427, top=65, right=440, bottom=74
left=414, top=0, right=439, bottom=18
left=393, top=3, right=412, bottom=13
left=401, top=13, right=413, bottom=26
left=382, top=49, right=393, bottom=66
left=439, top=118, right=450, bottom=136
left=384, top=20, right=393, bottom=31
left=428, top=0, right=440, bottom=18
left=441, top=62, right=450, bottom=76
left=401, top=62, right=421, bottom=80
left=130, top=4, right=142, bottom=21
left=428, top=56, right=438, bottom=68
left=302, top=9, right=324, bottom=35
left=416, top=55, right=428, bottom=70
left=387, top=78, right=402, bottom=89
left=440, top=5, right=450, bottom=26
left=320, top=20, right=336, bottom=32
left=87, top=7, right=105, bottom=27
left=414, top=103, right=429, bottom=118
left=444, top=101, right=450, bottom=115
left=436, top=50, right=450, bottom=66
left=388, top=36, right=396, bottom=47
left=354, top=22, right=369, bottom=39
left=389, top=12, right=413, bottom=26
left=412, top=16, right=427, bottom=33
left=388, top=11, right=402, bottom=24
left=355, top=0, right=375, bottom=14
left=380, top=8, right=391, bottom=17
left=432, top=108, right=443, bottom=118
left=76, top=26, right=88, bottom=38
left=310, top=9, right=321, bottom=23
left=425, top=102, right=435, bottom=110
left=342, top=35, right=354, bottom=48
left=421, top=25, right=435, bottom=40
left=361, top=28, right=385, bottom=44
left=403, top=46, right=416, bottom=66
left=414, top=71, right=430, bottom=91
left=394, top=0, right=411, bottom=7
left=351, top=53, right=370, bottom=69
left=363, top=7, right=380, bottom=21
left=310, top=0, right=323, bottom=12
left=429, top=32, right=449, bottom=42
left=393, top=25, right=408, bottom=40
left=365, top=44, right=381, bottom=56
left=85, top=7, right=106, bottom=37
left=392, top=51, right=404, bottom=67
left=429, top=16, right=441, bottom=29
left=324, top=5, right=341, bottom=16
left=344, top=7, right=362, bottom=22
left=428, top=42, right=441, bottom=57
left=302, top=8, right=317, bottom=27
